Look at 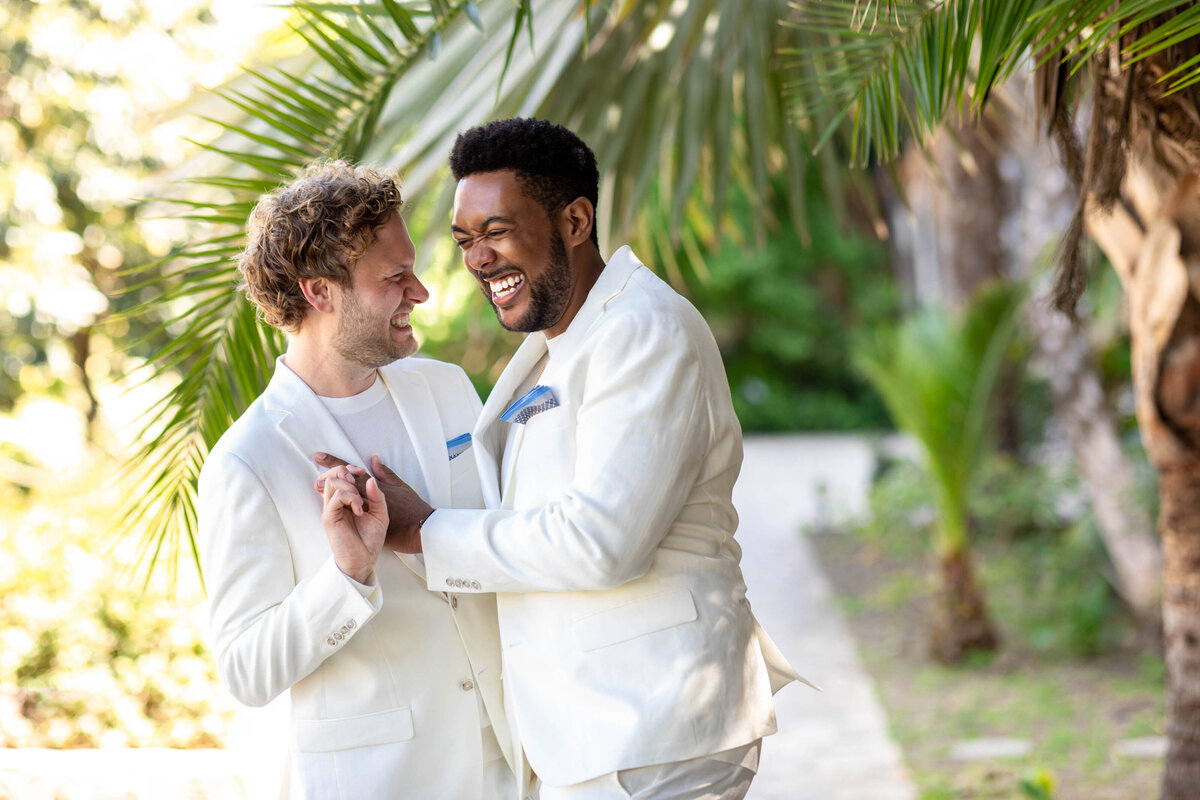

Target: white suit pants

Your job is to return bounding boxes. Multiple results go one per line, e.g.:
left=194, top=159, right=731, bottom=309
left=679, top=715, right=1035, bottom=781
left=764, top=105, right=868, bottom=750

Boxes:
left=537, top=740, right=761, bottom=800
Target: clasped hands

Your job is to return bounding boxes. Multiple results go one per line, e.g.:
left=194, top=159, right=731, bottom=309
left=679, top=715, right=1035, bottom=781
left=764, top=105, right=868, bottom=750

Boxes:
left=314, top=453, right=432, bottom=570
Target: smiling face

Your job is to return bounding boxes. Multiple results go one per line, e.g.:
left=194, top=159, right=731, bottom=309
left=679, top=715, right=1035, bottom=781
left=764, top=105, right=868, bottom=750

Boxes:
left=451, top=170, right=580, bottom=337
left=331, top=212, right=428, bottom=368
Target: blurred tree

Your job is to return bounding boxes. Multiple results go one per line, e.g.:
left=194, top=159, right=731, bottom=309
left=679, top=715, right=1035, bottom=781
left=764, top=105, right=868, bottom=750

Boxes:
left=786, top=1, right=1200, bottom=793
left=0, top=0, right=275, bottom=459
left=854, top=282, right=1024, bottom=663
left=662, top=172, right=898, bottom=432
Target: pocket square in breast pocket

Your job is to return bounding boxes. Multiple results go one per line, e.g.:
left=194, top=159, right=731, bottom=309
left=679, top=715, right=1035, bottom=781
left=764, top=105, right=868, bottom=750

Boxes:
left=500, top=384, right=560, bottom=425
left=446, top=433, right=472, bottom=461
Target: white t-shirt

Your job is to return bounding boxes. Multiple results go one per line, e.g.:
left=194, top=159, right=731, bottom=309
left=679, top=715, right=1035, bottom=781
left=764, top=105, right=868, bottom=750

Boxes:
left=318, top=373, right=431, bottom=503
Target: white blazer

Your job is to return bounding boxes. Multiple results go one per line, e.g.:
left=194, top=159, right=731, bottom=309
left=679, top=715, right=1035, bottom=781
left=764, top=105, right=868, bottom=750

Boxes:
left=422, top=247, right=808, bottom=787
left=199, top=356, right=519, bottom=799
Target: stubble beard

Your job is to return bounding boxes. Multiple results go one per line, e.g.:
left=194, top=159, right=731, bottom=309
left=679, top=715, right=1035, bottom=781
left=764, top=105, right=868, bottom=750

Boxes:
left=333, top=288, right=415, bottom=370
left=491, top=230, right=573, bottom=333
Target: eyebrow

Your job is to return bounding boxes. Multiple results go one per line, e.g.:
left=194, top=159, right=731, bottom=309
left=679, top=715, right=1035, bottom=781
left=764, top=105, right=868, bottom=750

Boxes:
left=451, top=215, right=515, bottom=235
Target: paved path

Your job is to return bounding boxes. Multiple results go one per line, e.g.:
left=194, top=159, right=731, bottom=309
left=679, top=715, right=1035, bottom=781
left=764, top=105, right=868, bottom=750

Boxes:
left=738, top=435, right=916, bottom=800
left=0, top=435, right=915, bottom=799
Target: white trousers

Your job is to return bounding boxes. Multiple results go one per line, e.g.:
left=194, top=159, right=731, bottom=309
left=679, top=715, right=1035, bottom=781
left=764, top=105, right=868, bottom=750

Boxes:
left=537, top=740, right=761, bottom=800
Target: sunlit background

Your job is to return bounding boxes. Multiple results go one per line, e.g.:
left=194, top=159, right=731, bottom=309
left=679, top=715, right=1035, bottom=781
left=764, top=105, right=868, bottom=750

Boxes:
left=1, top=1, right=1175, bottom=798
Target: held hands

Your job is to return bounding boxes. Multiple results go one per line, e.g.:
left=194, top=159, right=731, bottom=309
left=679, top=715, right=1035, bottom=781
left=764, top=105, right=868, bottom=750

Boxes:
left=313, top=453, right=431, bottom=554
left=319, top=465, right=387, bottom=584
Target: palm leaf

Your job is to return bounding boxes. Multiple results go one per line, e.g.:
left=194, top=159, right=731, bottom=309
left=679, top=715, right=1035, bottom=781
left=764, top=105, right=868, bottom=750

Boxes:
left=784, top=0, right=1199, bottom=164
left=119, top=0, right=465, bottom=582
left=852, top=282, right=1024, bottom=554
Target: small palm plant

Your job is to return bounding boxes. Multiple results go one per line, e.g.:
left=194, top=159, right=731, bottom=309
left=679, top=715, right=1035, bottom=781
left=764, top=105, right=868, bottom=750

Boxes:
left=853, top=282, right=1024, bottom=663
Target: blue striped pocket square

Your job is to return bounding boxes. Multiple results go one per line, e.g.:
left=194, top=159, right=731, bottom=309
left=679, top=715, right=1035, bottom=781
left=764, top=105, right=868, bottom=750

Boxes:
left=500, top=385, right=560, bottom=425
left=447, top=433, right=472, bottom=461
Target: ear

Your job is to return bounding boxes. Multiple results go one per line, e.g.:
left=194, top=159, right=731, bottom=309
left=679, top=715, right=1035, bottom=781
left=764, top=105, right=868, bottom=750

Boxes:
left=298, top=276, right=336, bottom=314
left=559, top=197, right=595, bottom=248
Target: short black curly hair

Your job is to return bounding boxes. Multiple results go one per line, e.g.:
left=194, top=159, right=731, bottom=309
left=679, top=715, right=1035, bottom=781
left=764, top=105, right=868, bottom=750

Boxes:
left=449, top=117, right=600, bottom=247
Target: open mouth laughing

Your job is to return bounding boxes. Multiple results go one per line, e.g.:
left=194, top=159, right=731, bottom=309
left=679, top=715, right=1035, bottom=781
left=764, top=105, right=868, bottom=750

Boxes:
left=487, top=272, right=525, bottom=305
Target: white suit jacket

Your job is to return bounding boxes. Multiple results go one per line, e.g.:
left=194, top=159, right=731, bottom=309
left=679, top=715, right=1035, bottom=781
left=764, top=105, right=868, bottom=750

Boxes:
left=422, top=247, right=808, bottom=787
left=199, top=356, right=518, bottom=799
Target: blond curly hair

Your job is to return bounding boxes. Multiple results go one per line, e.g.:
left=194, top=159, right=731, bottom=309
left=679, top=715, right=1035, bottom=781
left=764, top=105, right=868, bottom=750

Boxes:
left=238, top=160, right=403, bottom=331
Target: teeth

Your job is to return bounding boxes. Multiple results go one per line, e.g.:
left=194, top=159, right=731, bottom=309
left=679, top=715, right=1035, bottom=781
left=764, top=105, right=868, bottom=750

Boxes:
left=390, top=314, right=409, bottom=329
left=489, top=274, right=523, bottom=293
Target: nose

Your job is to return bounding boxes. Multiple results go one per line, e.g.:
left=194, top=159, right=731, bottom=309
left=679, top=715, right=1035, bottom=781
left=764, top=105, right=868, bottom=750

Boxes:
left=409, top=274, right=430, bottom=305
left=463, top=238, right=494, bottom=274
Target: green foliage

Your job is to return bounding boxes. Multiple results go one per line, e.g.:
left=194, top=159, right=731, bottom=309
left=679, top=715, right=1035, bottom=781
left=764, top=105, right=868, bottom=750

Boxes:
left=672, top=174, right=898, bottom=431
left=861, top=450, right=1150, bottom=656
left=786, top=0, right=1200, bottom=164
left=0, top=475, right=233, bottom=748
left=853, top=282, right=1024, bottom=555
left=0, top=0, right=215, bottom=421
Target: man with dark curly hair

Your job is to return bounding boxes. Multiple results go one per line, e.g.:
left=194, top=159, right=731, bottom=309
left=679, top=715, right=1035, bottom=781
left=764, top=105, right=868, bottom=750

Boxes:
left=198, top=160, right=522, bottom=799
left=329, top=119, right=811, bottom=799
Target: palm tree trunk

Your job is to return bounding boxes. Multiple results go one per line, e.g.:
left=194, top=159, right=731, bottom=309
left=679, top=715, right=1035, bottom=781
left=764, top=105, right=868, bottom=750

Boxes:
left=1085, top=155, right=1200, bottom=800
left=929, top=546, right=1000, bottom=664
left=1159, top=466, right=1200, bottom=796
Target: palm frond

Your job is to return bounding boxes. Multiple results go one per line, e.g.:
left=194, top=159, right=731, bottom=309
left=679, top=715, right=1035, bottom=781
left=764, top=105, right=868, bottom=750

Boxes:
left=785, top=0, right=1200, bottom=164
left=852, top=282, right=1024, bottom=553
left=119, top=0, right=467, bottom=582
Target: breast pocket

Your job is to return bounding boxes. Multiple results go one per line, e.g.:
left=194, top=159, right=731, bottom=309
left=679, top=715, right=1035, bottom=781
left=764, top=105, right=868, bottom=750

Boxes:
left=448, top=444, right=485, bottom=508
left=511, top=405, right=576, bottom=504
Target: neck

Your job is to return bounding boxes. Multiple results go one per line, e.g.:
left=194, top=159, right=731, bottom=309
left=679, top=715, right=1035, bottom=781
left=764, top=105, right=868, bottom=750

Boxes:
left=546, top=248, right=607, bottom=339
left=283, top=328, right=376, bottom=397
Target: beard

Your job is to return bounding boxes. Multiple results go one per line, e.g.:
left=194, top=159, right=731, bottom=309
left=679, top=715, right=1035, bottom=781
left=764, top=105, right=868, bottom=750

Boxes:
left=490, top=230, right=573, bottom=333
left=332, top=288, right=415, bottom=369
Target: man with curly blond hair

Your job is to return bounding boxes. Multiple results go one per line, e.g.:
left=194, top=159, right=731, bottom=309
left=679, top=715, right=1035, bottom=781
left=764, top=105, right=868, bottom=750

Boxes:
left=198, top=160, right=522, bottom=799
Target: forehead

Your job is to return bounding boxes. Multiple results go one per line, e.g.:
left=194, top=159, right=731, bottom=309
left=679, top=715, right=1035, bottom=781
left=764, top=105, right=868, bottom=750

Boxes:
left=356, top=214, right=412, bottom=267
left=451, top=170, right=542, bottom=227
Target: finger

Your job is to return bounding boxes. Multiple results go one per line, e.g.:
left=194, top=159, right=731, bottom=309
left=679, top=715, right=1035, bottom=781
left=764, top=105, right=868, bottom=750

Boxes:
left=329, top=485, right=364, bottom=516
left=370, top=455, right=403, bottom=484
left=314, top=452, right=351, bottom=470
left=364, top=476, right=384, bottom=505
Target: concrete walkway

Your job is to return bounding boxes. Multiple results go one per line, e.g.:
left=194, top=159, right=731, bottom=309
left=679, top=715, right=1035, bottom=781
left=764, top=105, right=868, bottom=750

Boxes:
left=0, top=435, right=915, bottom=799
left=738, top=435, right=916, bottom=800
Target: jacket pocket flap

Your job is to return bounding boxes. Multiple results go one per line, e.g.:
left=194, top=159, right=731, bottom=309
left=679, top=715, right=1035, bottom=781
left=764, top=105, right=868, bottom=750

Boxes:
left=574, top=587, right=698, bottom=652
left=293, top=705, right=414, bottom=753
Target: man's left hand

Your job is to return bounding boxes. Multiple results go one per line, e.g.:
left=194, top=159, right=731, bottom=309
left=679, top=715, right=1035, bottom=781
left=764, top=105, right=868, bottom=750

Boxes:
left=314, top=452, right=431, bottom=554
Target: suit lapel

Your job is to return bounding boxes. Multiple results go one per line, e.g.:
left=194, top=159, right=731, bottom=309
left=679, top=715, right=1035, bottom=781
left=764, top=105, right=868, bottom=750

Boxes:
left=474, top=333, right=548, bottom=508
left=378, top=367, right=451, bottom=507
left=271, top=358, right=429, bottom=583
left=271, top=360, right=364, bottom=481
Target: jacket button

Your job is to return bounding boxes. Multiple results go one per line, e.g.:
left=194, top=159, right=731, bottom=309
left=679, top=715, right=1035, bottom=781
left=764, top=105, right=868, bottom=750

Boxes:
left=451, top=596, right=458, bottom=609
left=327, top=637, right=336, bottom=646
left=446, top=578, right=454, bottom=587
left=470, top=580, right=482, bottom=590
left=333, top=631, right=343, bottom=641
left=347, top=619, right=356, bottom=629
left=340, top=626, right=349, bottom=635
left=460, top=680, right=474, bottom=691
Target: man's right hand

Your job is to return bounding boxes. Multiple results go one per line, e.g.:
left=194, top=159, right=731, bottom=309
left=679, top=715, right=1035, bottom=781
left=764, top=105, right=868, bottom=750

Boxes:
left=320, top=465, right=387, bottom=584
